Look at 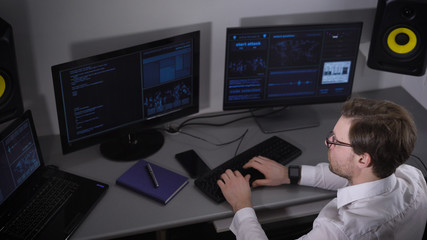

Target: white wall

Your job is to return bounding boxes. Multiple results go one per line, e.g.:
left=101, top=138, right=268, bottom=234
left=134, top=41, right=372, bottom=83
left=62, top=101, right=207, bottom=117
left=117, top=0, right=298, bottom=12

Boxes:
left=2, top=0, right=425, bottom=136
left=402, top=76, right=427, bottom=107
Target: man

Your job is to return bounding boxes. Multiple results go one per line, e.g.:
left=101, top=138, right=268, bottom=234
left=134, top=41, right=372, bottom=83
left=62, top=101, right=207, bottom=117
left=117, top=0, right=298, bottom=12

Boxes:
left=217, top=98, right=427, bottom=239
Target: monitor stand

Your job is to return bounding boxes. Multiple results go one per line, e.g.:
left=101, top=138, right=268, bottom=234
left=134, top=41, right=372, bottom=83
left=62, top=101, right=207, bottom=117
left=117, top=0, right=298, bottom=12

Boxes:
left=99, top=129, right=164, bottom=161
left=253, top=105, right=320, bottom=133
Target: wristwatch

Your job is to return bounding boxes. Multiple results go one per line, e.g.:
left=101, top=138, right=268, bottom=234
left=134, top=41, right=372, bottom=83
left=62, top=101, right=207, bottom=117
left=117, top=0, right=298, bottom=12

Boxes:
left=288, top=165, right=301, bottom=185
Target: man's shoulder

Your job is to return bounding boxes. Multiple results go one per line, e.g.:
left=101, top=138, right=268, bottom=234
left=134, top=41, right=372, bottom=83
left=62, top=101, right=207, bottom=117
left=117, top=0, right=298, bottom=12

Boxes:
left=395, top=164, right=427, bottom=199
left=396, top=164, right=425, bottom=178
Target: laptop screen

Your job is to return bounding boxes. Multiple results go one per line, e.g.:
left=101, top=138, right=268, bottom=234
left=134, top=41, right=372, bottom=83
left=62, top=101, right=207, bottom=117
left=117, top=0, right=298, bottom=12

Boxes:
left=0, top=113, right=41, bottom=205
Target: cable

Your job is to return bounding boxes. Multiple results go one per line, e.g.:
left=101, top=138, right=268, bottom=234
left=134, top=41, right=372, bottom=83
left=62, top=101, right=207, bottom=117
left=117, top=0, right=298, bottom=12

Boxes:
left=178, top=128, right=249, bottom=149
left=168, top=107, right=286, bottom=133
left=411, top=154, right=427, bottom=172
left=174, top=110, right=252, bottom=132
left=234, top=129, right=249, bottom=156
left=162, top=107, right=285, bottom=154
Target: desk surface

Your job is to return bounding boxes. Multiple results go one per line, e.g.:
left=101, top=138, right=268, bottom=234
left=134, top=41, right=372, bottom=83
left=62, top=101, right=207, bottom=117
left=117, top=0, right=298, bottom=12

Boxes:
left=39, top=87, right=427, bottom=240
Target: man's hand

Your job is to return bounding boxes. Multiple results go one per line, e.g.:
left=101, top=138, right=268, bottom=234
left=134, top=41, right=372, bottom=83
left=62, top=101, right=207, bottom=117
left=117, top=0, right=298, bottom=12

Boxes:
left=244, top=156, right=290, bottom=187
left=217, top=169, right=252, bottom=213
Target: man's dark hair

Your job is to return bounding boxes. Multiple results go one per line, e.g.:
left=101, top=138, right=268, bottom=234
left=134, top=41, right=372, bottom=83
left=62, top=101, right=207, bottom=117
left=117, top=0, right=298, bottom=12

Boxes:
left=341, top=98, right=417, bottom=178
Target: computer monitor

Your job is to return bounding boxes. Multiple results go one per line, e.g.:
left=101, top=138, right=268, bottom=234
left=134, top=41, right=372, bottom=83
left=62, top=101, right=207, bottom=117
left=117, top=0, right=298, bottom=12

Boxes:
left=223, top=22, right=363, bottom=132
left=51, top=31, right=200, bottom=161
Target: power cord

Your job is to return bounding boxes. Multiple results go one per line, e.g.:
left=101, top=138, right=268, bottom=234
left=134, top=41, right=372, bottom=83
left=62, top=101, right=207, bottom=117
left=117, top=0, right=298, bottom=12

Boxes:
left=166, top=110, right=252, bottom=133
left=166, top=107, right=286, bottom=133
left=411, top=154, right=427, bottom=173
left=161, top=110, right=254, bottom=156
left=177, top=128, right=249, bottom=157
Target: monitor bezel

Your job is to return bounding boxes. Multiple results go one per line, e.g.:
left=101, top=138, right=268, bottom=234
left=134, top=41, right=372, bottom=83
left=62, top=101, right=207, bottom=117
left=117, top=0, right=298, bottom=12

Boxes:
left=222, top=22, right=363, bottom=111
left=51, top=31, right=200, bottom=155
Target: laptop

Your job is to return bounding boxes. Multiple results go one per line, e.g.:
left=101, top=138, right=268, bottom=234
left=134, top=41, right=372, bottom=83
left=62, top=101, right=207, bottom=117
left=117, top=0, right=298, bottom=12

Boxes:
left=0, top=110, right=109, bottom=240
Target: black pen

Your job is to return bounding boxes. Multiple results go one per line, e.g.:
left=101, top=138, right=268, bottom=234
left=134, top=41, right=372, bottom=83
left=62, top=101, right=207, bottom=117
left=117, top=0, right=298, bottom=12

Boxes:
left=146, top=163, right=159, bottom=188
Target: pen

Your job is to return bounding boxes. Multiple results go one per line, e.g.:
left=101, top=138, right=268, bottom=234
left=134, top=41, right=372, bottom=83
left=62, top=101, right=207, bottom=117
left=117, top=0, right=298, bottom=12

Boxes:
left=146, top=163, right=159, bottom=188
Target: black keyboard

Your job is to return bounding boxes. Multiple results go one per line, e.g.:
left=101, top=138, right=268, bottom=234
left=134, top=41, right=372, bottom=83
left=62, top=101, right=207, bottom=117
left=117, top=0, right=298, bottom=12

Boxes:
left=195, top=136, right=301, bottom=203
left=2, top=177, right=79, bottom=240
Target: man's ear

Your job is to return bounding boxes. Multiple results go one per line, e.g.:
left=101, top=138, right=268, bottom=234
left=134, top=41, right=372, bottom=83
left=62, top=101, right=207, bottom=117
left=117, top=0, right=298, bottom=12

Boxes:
left=357, top=152, right=372, bottom=168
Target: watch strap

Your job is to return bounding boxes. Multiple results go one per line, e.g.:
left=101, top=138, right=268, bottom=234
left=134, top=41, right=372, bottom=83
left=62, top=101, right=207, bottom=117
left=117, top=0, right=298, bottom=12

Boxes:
left=288, top=165, right=301, bottom=185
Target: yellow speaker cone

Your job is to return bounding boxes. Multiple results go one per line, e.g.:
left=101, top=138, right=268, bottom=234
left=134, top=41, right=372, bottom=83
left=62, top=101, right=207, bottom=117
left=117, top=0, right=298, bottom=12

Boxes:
left=0, top=74, right=6, bottom=98
left=387, top=27, right=417, bottom=54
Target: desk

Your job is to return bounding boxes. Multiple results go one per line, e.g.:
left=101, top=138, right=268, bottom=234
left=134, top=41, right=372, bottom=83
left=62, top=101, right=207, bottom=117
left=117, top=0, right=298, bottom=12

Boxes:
left=39, top=87, right=427, bottom=239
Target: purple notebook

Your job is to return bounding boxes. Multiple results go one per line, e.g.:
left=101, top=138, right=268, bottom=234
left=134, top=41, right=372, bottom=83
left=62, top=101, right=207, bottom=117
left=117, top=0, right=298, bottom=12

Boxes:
left=116, top=159, right=189, bottom=205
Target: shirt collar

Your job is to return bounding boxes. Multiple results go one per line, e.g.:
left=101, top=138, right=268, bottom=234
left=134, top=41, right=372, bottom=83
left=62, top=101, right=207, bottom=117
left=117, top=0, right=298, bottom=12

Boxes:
left=336, top=173, right=397, bottom=209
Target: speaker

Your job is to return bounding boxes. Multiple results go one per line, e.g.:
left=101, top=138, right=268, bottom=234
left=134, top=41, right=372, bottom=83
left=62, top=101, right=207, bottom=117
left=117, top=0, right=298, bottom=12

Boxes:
left=0, top=17, right=23, bottom=124
left=367, top=0, right=427, bottom=76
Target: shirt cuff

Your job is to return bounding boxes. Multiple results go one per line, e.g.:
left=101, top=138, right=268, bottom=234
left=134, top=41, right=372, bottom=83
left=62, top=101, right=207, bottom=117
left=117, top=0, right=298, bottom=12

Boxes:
left=300, top=165, right=317, bottom=186
left=230, top=207, right=257, bottom=235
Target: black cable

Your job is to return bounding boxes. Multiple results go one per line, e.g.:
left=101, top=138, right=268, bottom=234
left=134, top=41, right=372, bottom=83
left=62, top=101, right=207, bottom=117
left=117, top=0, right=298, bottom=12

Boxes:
left=161, top=107, right=284, bottom=155
left=173, top=107, right=286, bottom=132
left=175, top=110, right=252, bottom=131
left=176, top=115, right=253, bottom=129
left=177, top=128, right=249, bottom=149
left=234, top=129, right=249, bottom=156
left=411, top=154, right=427, bottom=172
left=179, top=109, right=252, bottom=127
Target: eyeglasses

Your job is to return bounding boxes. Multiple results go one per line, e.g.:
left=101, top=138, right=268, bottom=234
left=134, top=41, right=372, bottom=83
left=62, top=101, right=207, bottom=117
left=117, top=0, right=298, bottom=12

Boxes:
left=325, top=131, right=352, bottom=149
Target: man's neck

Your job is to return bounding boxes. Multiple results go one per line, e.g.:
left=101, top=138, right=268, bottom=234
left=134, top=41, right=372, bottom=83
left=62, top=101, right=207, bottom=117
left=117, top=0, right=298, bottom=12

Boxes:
left=350, top=172, right=381, bottom=185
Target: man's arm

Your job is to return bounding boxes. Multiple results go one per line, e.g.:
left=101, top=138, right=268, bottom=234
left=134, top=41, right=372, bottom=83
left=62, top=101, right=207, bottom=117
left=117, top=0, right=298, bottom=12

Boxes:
left=230, top=208, right=268, bottom=240
left=300, top=163, right=348, bottom=190
left=217, top=169, right=268, bottom=240
left=216, top=157, right=348, bottom=240
left=243, top=157, right=348, bottom=190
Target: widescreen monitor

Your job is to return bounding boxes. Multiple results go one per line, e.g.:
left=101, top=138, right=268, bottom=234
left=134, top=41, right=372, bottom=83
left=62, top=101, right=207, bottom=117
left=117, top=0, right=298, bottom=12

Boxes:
left=51, top=31, right=200, bottom=160
left=223, top=22, right=362, bottom=132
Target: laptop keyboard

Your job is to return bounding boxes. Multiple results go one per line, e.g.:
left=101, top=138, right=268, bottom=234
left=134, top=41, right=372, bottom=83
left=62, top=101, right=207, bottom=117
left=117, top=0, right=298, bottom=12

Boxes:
left=195, top=136, right=302, bottom=202
left=1, top=177, right=79, bottom=240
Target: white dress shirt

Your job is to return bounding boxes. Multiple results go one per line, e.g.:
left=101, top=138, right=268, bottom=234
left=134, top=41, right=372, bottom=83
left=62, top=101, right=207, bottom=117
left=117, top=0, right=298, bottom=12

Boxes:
left=230, top=163, right=427, bottom=240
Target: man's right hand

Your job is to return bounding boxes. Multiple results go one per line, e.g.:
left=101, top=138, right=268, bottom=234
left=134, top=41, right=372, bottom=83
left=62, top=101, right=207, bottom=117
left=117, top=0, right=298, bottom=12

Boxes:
left=243, top=156, right=290, bottom=187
